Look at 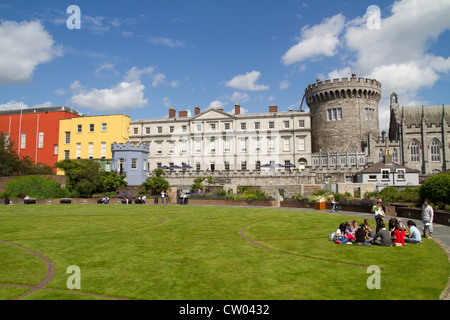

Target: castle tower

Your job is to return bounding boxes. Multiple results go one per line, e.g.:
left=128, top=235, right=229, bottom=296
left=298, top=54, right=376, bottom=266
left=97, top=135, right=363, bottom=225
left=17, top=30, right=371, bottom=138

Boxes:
left=304, top=73, right=382, bottom=153
left=111, top=142, right=150, bottom=186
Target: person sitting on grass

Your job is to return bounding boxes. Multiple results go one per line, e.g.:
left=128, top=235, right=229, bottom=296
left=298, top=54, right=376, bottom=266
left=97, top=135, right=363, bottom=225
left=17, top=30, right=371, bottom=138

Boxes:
left=361, top=219, right=375, bottom=239
left=355, top=223, right=372, bottom=246
left=344, top=221, right=356, bottom=243
left=373, top=223, right=392, bottom=247
left=405, top=220, right=422, bottom=244
left=392, top=221, right=406, bottom=246
left=334, top=223, right=348, bottom=244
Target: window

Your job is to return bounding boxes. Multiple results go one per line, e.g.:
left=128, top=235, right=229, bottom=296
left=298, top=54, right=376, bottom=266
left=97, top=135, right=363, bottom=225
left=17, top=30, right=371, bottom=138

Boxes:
left=105, top=164, right=111, bottom=172
left=195, top=141, right=202, bottom=153
left=298, top=120, right=305, bottom=128
left=224, top=140, right=231, bottom=153
left=133, top=127, right=138, bottom=135
left=255, top=161, right=261, bottom=171
left=284, top=121, right=290, bottom=129
left=327, top=108, right=343, bottom=121
left=240, top=123, right=246, bottom=130
left=254, top=138, right=260, bottom=152
left=89, top=142, right=94, bottom=159
left=379, top=149, right=384, bottom=162
left=131, top=158, right=138, bottom=170
left=196, top=163, right=201, bottom=172
left=382, top=169, right=390, bottom=180
left=169, top=142, right=174, bottom=154
left=169, top=126, right=174, bottom=133
left=209, top=138, right=216, bottom=153
left=255, top=122, right=260, bottom=130
left=143, top=159, right=147, bottom=171
left=89, top=124, right=94, bottom=132
left=397, top=170, right=405, bottom=180
left=38, top=132, right=44, bottom=149
left=269, top=121, right=275, bottom=129
left=65, top=132, right=70, bottom=144
left=77, top=125, right=82, bottom=133
left=224, top=161, right=230, bottom=171
left=157, top=127, right=162, bottom=134
left=298, top=136, right=306, bottom=151
left=76, top=143, right=81, bottom=159
left=393, top=148, right=398, bottom=163
left=241, top=161, right=247, bottom=171
left=431, top=139, right=441, bottom=162
left=102, top=123, right=107, bottom=131
left=410, top=140, right=420, bottom=162
left=101, top=142, right=106, bottom=159
left=64, top=150, right=70, bottom=159
left=210, top=123, right=216, bottom=131
left=180, top=141, right=187, bottom=154
left=196, top=124, right=202, bottom=132
left=224, top=123, right=230, bottom=130
left=182, top=125, right=187, bottom=133
left=240, top=139, right=247, bottom=152
left=146, top=127, right=150, bottom=134
left=283, top=137, right=291, bottom=152
left=268, top=139, right=275, bottom=152
left=156, top=142, right=162, bottom=154
left=54, top=144, right=58, bottom=155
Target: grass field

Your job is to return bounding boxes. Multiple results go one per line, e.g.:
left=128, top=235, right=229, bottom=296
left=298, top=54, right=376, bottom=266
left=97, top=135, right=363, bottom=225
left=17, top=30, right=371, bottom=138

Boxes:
left=0, top=204, right=448, bottom=300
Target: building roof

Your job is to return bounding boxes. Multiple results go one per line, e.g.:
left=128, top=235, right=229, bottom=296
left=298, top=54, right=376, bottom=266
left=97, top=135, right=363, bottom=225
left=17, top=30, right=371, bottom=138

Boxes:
left=0, top=106, right=83, bottom=117
left=358, top=162, right=420, bottom=174
left=402, top=105, right=450, bottom=126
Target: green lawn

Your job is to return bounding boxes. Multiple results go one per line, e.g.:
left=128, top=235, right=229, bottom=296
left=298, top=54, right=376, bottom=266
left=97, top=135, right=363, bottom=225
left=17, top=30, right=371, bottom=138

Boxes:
left=0, top=204, right=448, bottom=300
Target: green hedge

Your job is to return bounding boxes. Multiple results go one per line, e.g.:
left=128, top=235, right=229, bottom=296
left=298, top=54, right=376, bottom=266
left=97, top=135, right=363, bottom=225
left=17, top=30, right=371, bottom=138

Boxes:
left=5, top=176, right=71, bottom=199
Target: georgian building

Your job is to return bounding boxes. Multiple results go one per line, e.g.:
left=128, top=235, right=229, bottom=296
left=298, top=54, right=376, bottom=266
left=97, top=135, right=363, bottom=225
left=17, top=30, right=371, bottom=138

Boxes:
left=129, top=104, right=312, bottom=174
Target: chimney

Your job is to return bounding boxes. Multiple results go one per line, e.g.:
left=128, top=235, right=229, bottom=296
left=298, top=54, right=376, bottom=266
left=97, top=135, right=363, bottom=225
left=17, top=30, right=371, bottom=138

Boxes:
left=179, top=110, right=187, bottom=118
left=234, top=104, right=240, bottom=115
left=195, top=105, right=200, bottom=116
left=269, top=105, right=278, bottom=113
left=217, top=108, right=223, bottom=112
left=169, top=108, right=176, bottom=119
left=384, top=148, right=393, bottom=164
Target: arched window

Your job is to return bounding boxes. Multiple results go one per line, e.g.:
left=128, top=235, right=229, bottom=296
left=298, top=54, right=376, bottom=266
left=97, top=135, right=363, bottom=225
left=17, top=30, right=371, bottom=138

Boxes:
left=378, top=149, right=384, bottom=162
left=410, top=140, right=420, bottom=162
left=393, top=148, right=398, bottom=163
left=430, top=139, right=441, bottom=162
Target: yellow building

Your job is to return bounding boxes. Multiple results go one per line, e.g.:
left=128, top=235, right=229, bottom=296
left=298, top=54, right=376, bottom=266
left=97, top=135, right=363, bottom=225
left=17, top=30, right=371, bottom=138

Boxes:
left=57, top=114, right=130, bottom=174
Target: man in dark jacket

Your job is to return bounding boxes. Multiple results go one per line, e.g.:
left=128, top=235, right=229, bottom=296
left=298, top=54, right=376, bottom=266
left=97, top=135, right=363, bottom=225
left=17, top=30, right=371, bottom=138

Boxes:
left=373, top=223, right=392, bottom=247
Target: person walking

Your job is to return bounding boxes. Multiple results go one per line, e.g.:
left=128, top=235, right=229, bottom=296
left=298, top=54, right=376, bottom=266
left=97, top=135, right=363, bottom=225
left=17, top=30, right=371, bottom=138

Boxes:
left=421, top=199, right=434, bottom=239
left=330, top=197, right=338, bottom=213
left=161, top=190, right=165, bottom=205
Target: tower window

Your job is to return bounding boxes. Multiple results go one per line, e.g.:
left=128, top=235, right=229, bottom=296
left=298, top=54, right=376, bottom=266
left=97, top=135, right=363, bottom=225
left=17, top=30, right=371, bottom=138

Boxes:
left=327, top=108, right=342, bottom=121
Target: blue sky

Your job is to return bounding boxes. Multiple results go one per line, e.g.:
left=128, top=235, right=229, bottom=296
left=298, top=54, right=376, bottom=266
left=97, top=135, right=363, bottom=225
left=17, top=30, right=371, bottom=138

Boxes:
left=1, top=0, right=450, bottom=133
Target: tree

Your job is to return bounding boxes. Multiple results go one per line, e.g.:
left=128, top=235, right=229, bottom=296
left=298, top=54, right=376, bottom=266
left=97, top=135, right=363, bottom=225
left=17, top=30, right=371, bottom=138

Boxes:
left=55, top=159, right=104, bottom=197
left=420, top=172, right=450, bottom=205
left=0, top=132, right=53, bottom=176
left=141, top=169, right=170, bottom=195
left=103, top=171, right=127, bottom=192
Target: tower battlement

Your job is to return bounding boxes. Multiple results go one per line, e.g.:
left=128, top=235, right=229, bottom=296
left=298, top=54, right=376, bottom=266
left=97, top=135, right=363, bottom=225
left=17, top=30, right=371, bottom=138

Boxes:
left=111, top=141, right=149, bottom=152
left=305, top=74, right=381, bottom=104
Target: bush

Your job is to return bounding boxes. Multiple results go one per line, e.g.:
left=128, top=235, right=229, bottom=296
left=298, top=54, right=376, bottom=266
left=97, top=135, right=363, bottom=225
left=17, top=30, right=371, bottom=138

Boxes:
left=420, top=172, right=450, bottom=205
left=5, top=176, right=66, bottom=199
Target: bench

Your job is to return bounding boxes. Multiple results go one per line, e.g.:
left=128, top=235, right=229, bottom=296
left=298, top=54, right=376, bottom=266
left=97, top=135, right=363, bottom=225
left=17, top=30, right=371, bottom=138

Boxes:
left=24, top=198, right=37, bottom=204
left=59, top=198, right=72, bottom=204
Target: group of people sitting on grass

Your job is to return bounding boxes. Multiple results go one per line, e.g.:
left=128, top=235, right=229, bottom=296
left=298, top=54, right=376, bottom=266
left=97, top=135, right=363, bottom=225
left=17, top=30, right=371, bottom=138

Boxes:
left=330, top=218, right=423, bottom=247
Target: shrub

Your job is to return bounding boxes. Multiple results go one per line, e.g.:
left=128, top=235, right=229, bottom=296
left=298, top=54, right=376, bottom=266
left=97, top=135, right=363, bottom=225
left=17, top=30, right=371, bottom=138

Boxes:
left=5, top=176, right=65, bottom=199
left=420, top=172, right=450, bottom=205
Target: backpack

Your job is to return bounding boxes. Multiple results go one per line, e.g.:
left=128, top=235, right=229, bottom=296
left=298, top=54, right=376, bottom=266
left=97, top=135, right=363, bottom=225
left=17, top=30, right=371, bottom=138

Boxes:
left=329, top=232, right=337, bottom=241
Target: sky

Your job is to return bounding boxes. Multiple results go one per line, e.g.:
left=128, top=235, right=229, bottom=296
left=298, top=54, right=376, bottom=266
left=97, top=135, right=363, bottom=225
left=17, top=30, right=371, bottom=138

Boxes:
left=1, top=0, right=450, bottom=133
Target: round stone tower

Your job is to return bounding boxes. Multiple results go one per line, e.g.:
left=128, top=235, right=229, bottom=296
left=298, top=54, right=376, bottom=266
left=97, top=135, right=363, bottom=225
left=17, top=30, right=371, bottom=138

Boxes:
left=305, top=73, right=382, bottom=153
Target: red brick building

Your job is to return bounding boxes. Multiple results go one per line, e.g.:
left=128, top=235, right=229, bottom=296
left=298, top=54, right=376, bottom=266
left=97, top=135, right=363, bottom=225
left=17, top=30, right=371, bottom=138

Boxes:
left=0, top=106, right=83, bottom=171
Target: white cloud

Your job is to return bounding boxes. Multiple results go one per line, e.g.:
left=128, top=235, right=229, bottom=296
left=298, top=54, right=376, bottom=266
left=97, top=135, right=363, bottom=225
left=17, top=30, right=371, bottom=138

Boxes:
left=152, top=73, right=167, bottom=87
left=279, top=80, right=290, bottom=90
left=208, top=100, right=227, bottom=110
left=282, top=14, right=345, bottom=65
left=148, top=35, right=186, bottom=48
left=162, top=97, right=171, bottom=107
left=54, top=89, right=67, bottom=95
left=0, top=100, right=28, bottom=111
left=69, top=80, right=148, bottom=111
left=124, top=66, right=155, bottom=82
left=94, top=62, right=119, bottom=77
left=225, top=71, right=269, bottom=91
left=0, top=20, right=61, bottom=84
left=229, top=91, right=250, bottom=103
